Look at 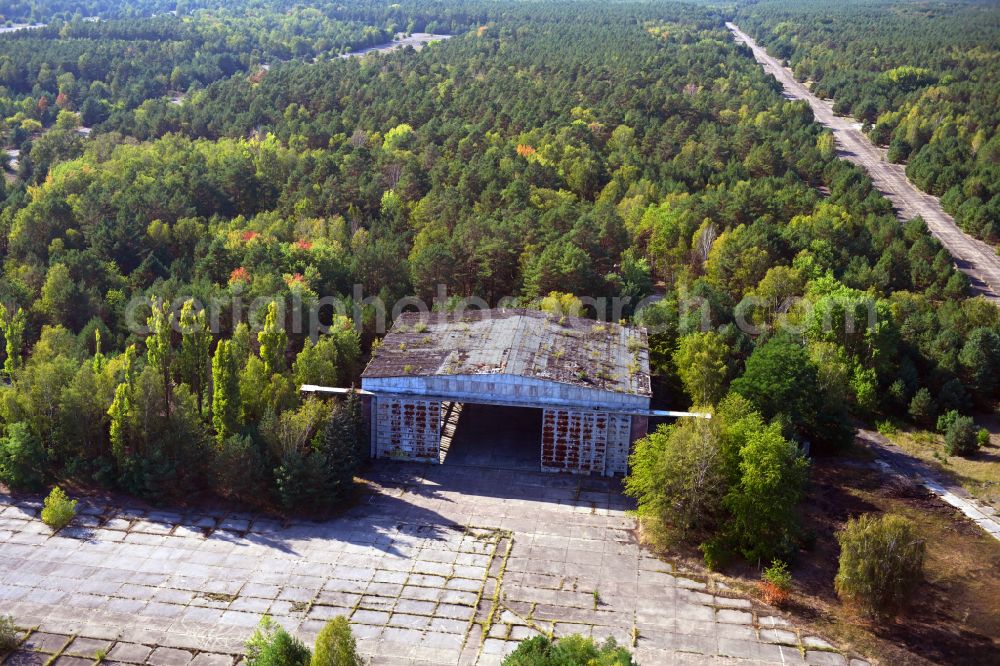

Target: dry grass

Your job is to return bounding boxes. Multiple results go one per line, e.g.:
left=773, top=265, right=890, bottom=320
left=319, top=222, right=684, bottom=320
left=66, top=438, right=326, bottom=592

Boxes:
left=629, top=443, right=1000, bottom=665
left=784, top=453, right=1000, bottom=665
left=884, top=423, right=1000, bottom=510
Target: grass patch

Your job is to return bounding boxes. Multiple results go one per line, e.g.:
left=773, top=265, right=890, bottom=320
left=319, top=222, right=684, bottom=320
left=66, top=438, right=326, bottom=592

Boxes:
left=0, top=615, right=18, bottom=652
left=479, top=533, right=513, bottom=647
left=786, top=454, right=1000, bottom=665
left=884, top=424, right=1000, bottom=510
left=289, top=600, right=311, bottom=614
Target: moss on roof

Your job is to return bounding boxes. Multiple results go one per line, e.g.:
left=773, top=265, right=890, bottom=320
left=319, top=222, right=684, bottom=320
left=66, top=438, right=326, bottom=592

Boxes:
left=362, top=308, right=651, bottom=397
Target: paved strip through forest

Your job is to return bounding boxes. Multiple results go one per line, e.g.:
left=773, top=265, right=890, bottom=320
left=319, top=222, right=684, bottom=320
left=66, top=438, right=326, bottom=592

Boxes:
left=727, top=22, right=1000, bottom=304
left=730, top=21, right=1000, bottom=545
left=856, top=429, right=1000, bottom=542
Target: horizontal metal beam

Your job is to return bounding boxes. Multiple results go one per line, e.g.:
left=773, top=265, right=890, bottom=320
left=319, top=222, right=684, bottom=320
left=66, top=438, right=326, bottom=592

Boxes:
left=650, top=410, right=712, bottom=419
left=300, top=384, right=374, bottom=396
left=299, top=385, right=710, bottom=419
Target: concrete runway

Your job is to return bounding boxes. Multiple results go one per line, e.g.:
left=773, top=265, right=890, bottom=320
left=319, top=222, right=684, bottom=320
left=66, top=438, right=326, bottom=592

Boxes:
left=728, top=22, right=1000, bottom=303
left=0, top=462, right=862, bottom=665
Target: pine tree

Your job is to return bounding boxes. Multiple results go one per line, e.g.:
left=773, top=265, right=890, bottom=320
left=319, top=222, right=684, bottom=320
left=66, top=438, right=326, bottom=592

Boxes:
left=319, top=391, right=364, bottom=501
left=276, top=446, right=346, bottom=512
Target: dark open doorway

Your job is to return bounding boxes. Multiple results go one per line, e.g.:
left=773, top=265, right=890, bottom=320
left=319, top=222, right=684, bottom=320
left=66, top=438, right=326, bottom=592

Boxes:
left=440, top=403, right=543, bottom=471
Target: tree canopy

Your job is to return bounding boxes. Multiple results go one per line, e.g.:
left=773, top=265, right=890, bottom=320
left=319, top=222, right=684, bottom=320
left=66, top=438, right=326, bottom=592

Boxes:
left=736, top=0, right=1000, bottom=243
left=0, top=0, right=994, bottom=509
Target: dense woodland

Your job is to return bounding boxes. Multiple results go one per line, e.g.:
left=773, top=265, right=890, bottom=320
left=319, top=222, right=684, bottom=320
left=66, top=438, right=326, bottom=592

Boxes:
left=0, top=0, right=997, bottom=565
left=0, top=8, right=392, bottom=158
left=735, top=0, right=1000, bottom=243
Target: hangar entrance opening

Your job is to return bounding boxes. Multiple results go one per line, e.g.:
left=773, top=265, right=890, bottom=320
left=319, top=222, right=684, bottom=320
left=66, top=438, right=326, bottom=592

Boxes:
left=368, top=394, right=642, bottom=475
left=439, top=403, right=542, bottom=471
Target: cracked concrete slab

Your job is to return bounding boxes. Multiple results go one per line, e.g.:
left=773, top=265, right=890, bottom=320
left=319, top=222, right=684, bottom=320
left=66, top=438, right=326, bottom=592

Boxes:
left=0, top=462, right=865, bottom=665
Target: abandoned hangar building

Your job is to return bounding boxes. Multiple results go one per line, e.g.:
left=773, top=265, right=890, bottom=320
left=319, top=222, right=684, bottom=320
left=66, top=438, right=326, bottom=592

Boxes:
left=355, top=308, right=652, bottom=476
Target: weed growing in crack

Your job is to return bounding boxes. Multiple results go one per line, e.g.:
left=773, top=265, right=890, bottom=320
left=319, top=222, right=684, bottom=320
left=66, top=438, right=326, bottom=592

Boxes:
left=0, top=616, right=18, bottom=652
left=289, top=600, right=312, bottom=614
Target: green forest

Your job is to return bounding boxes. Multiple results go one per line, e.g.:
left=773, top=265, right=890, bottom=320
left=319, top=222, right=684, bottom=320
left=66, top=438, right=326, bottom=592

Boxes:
left=0, top=0, right=997, bottom=545
left=735, top=0, right=1000, bottom=243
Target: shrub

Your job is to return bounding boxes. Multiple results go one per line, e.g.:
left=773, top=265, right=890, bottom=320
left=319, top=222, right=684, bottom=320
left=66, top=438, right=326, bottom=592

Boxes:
left=698, top=538, right=730, bottom=571
left=759, top=560, right=792, bottom=606
left=40, top=486, right=77, bottom=531
left=834, top=514, right=925, bottom=621
left=874, top=420, right=898, bottom=437
left=501, top=634, right=635, bottom=665
left=311, top=617, right=359, bottom=666
left=0, top=615, right=18, bottom=652
left=945, top=415, right=979, bottom=456
left=214, top=434, right=269, bottom=502
left=0, top=422, right=46, bottom=491
left=246, top=616, right=311, bottom=666
left=935, top=409, right=959, bottom=434
left=908, top=388, right=936, bottom=426
left=976, top=428, right=990, bottom=448
left=887, top=379, right=908, bottom=409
